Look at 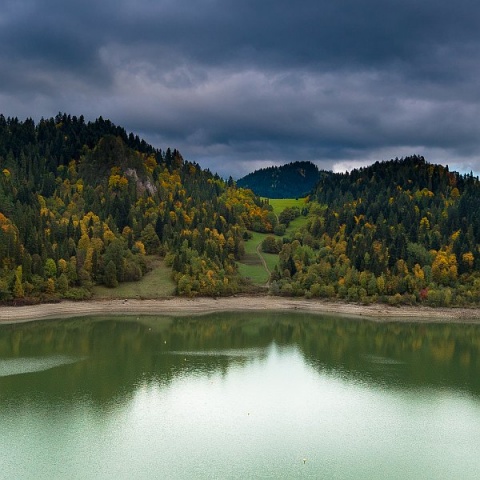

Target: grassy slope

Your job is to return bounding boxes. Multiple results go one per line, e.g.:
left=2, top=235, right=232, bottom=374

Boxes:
left=268, top=198, right=308, bottom=216
left=237, top=231, right=272, bottom=284
left=237, top=261, right=269, bottom=284
left=91, top=198, right=315, bottom=296
left=269, top=198, right=310, bottom=236
left=92, top=258, right=175, bottom=299
left=237, top=198, right=310, bottom=285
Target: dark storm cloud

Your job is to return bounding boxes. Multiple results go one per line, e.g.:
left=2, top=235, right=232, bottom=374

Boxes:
left=2, top=0, right=480, bottom=177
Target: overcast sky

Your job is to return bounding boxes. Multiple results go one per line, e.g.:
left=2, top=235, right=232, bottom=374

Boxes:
left=2, top=0, right=480, bottom=178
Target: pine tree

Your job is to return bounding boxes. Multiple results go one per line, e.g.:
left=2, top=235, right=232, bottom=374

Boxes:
left=104, top=260, right=118, bottom=288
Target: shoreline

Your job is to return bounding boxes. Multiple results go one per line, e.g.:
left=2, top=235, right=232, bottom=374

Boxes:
left=1, top=296, right=480, bottom=325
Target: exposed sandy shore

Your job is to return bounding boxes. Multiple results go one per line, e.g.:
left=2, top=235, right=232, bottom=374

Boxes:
left=1, top=296, right=480, bottom=324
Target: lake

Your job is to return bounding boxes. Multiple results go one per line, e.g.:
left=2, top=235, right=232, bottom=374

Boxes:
left=1, top=312, right=480, bottom=479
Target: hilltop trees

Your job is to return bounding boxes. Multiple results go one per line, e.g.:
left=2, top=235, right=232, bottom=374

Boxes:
left=3, top=117, right=480, bottom=307
left=237, top=161, right=320, bottom=198
left=0, top=114, right=275, bottom=301
left=270, top=156, right=480, bottom=306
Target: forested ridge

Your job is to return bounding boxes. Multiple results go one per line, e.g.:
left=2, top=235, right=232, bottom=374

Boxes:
left=269, top=155, right=480, bottom=306
left=236, top=161, right=319, bottom=198
left=0, top=114, right=276, bottom=302
left=2, top=115, right=480, bottom=307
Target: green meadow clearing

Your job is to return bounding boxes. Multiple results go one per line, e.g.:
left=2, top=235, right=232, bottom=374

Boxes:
left=267, top=197, right=308, bottom=216
left=237, top=231, right=273, bottom=284
left=92, top=258, right=175, bottom=299
left=268, top=197, right=310, bottom=234
left=237, top=198, right=311, bottom=285
left=93, top=198, right=312, bottom=292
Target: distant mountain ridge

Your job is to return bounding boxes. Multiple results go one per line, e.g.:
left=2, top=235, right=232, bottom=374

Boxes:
left=236, top=161, right=320, bottom=198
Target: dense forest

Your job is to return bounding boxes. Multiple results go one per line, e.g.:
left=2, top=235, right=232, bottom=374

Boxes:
left=2, top=115, right=480, bottom=307
left=0, top=114, right=276, bottom=302
left=236, top=161, right=320, bottom=198
left=268, top=156, right=480, bottom=306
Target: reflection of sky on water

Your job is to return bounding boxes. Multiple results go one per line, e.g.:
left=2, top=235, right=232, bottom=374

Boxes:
left=163, top=344, right=289, bottom=381
left=0, top=355, right=84, bottom=377
left=119, top=344, right=480, bottom=480
left=169, top=348, right=268, bottom=359
left=0, top=317, right=480, bottom=479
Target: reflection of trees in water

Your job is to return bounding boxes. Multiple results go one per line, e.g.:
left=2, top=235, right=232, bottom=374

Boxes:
left=1, top=313, right=480, bottom=404
left=299, top=317, right=480, bottom=394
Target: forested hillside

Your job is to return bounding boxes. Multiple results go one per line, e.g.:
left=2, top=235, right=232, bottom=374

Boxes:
left=270, top=156, right=480, bottom=306
left=237, top=161, right=319, bottom=198
left=3, top=117, right=480, bottom=307
left=0, top=114, right=276, bottom=302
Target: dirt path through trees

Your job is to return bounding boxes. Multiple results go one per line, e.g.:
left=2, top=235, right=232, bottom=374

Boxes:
left=256, top=242, right=271, bottom=286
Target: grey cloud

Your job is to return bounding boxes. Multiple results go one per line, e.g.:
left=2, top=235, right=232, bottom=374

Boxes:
left=2, top=0, right=480, bottom=177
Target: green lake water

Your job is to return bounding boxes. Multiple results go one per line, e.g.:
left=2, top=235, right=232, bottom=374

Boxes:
left=1, top=312, right=480, bottom=479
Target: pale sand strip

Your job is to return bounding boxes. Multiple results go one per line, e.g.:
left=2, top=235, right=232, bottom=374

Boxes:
left=1, top=296, right=480, bottom=324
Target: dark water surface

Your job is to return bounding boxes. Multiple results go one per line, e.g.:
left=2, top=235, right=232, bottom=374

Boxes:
left=1, top=312, right=480, bottom=479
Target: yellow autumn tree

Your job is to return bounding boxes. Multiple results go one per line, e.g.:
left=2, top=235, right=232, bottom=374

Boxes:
left=462, top=252, right=475, bottom=271
left=432, top=248, right=457, bottom=285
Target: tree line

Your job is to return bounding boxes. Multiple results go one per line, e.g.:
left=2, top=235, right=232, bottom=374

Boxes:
left=0, top=114, right=275, bottom=302
left=267, top=156, right=480, bottom=306
left=3, top=116, right=480, bottom=307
